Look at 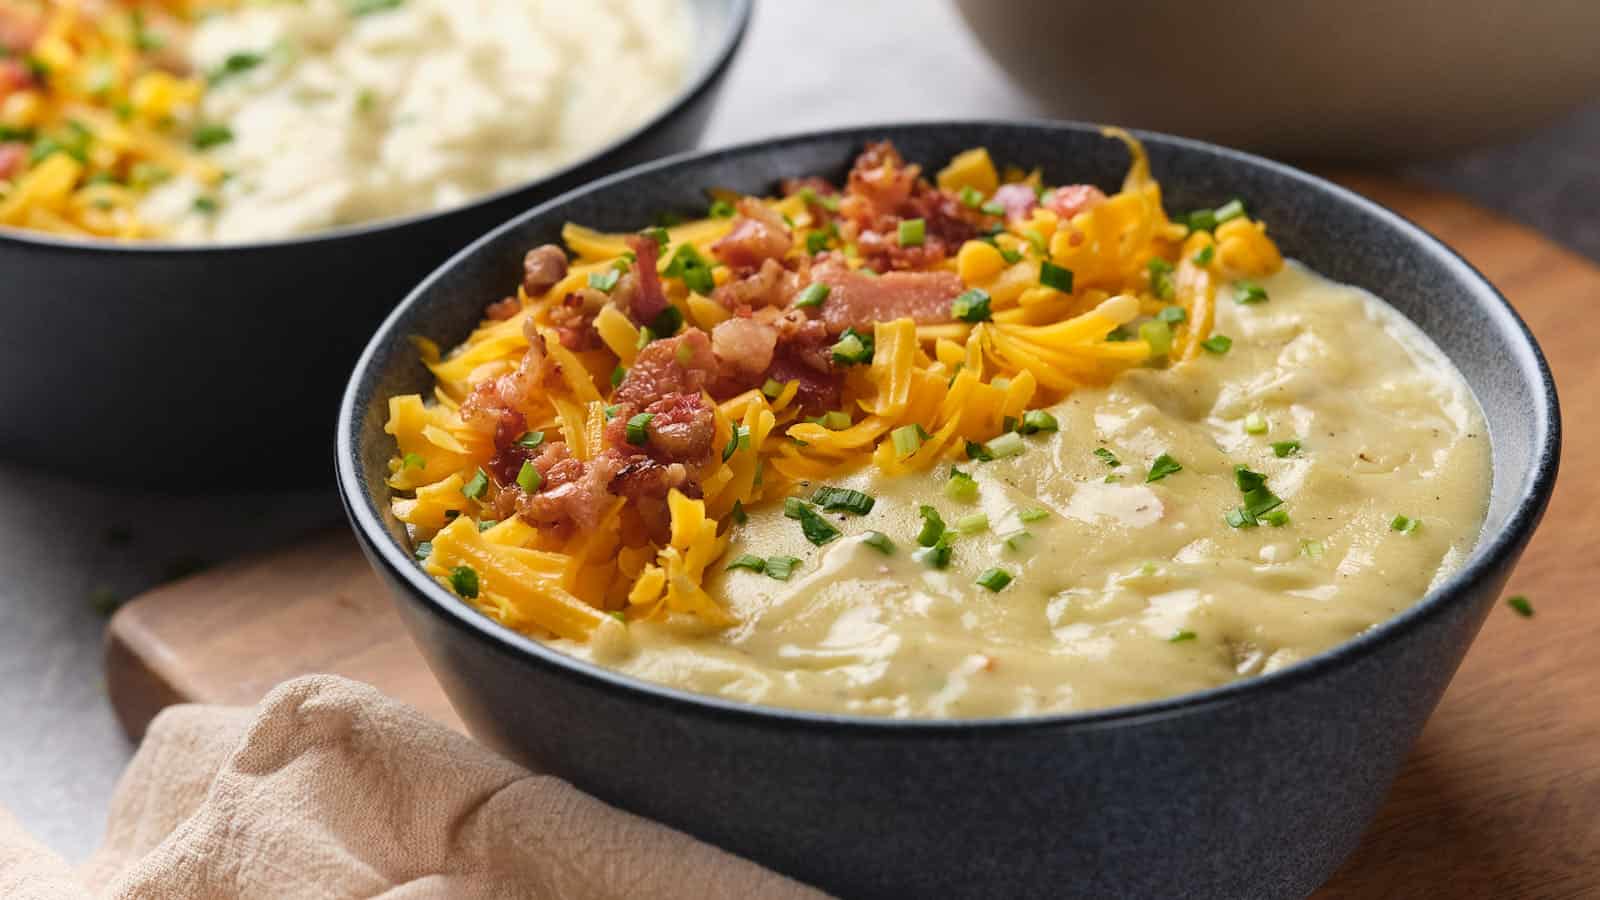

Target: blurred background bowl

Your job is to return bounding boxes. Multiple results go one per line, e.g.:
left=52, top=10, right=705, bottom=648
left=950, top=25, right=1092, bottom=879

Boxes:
left=953, top=0, right=1600, bottom=161
left=0, top=0, right=750, bottom=490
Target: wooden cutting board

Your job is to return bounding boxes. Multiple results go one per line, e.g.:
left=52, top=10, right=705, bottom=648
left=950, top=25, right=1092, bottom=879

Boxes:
left=105, top=177, right=1599, bottom=897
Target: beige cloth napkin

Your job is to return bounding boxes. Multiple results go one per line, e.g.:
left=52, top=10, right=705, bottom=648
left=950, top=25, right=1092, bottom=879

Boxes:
left=0, top=675, right=826, bottom=899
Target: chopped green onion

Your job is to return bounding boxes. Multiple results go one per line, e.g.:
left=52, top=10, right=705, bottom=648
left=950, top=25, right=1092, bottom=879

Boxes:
left=1018, top=506, right=1050, bottom=522
left=191, top=123, right=234, bottom=150
left=1235, top=281, right=1269, bottom=304
left=986, top=431, right=1025, bottom=459
left=461, top=467, right=489, bottom=500
left=1233, top=464, right=1284, bottom=522
left=945, top=467, right=979, bottom=502
left=625, top=413, right=654, bottom=446
left=797, top=186, right=839, bottom=211
left=448, top=565, right=479, bottom=599
left=1185, top=209, right=1218, bottom=232
left=412, top=540, right=433, bottom=561
left=958, top=186, right=985, bottom=208
left=208, top=51, right=265, bottom=84
left=813, top=486, right=875, bottom=515
left=1271, top=440, right=1302, bottom=458
left=516, top=460, right=542, bottom=492
left=1299, top=539, right=1324, bottom=559
left=1213, top=198, right=1246, bottom=224
left=761, top=378, right=787, bottom=399
left=976, top=567, right=1013, bottom=592
left=765, top=556, right=801, bottom=580
left=964, top=440, right=995, bottom=462
left=1139, top=319, right=1173, bottom=356
left=1105, top=473, right=1123, bottom=483
left=916, top=505, right=946, bottom=547
left=1146, top=258, right=1176, bottom=300
left=604, top=404, right=622, bottom=420
left=635, top=326, right=657, bottom=349
left=1261, top=509, right=1291, bottom=527
left=191, top=196, right=219, bottom=214
left=348, top=0, right=404, bottom=16
left=1020, top=409, right=1058, bottom=434
left=794, top=282, right=830, bottom=309
left=721, top=424, right=749, bottom=462
left=1390, top=515, right=1420, bottom=535
left=862, top=531, right=895, bottom=555
left=951, top=288, right=993, bottom=323
left=1003, top=530, right=1034, bottom=553
left=403, top=452, right=426, bottom=470
left=980, top=200, right=1006, bottom=216
left=477, top=519, right=499, bottom=532
left=955, top=512, right=990, bottom=534
left=805, top=230, right=830, bottom=255
left=1105, top=326, right=1133, bottom=342
left=610, top=365, right=626, bottom=388
left=998, top=246, right=1023, bottom=264
left=811, top=410, right=852, bottom=430
left=1193, top=245, right=1215, bottom=266
left=726, top=554, right=767, bottom=574
left=1039, top=261, right=1074, bottom=292
left=913, top=535, right=954, bottom=569
left=515, top=431, right=545, bottom=449
left=1226, top=507, right=1257, bottom=529
left=1200, top=334, right=1233, bottom=355
left=1168, top=630, right=1197, bottom=643
left=1094, top=447, right=1121, bottom=468
left=1022, top=227, right=1047, bottom=254
left=639, top=226, right=670, bottom=247
left=1146, top=453, right=1183, bottom=482
left=897, top=218, right=925, bottom=247
left=708, top=199, right=735, bottom=218
left=588, top=268, right=621, bottom=293
left=652, top=305, right=684, bottom=337
left=891, top=424, right=925, bottom=458
left=663, top=244, right=715, bottom=295
left=731, top=500, right=748, bottom=525
left=1157, top=305, right=1187, bottom=325
left=831, top=327, right=875, bottom=365
left=1243, top=412, right=1268, bottom=434
left=1506, top=595, right=1534, bottom=617
left=785, top=499, right=841, bottom=545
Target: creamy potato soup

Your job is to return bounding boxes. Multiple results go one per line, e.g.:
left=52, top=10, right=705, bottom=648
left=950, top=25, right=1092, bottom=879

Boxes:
left=385, top=135, right=1489, bottom=720
left=564, top=262, right=1489, bottom=717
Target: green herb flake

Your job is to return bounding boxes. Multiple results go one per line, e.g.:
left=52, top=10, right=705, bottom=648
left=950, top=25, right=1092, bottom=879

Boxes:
left=1271, top=440, right=1302, bottom=458
left=625, top=413, right=654, bottom=446
left=1193, top=245, right=1215, bottom=266
left=1039, top=260, right=1074, bottom=292
left=862, top=531, right=895, bottom=555
left=764, top=556, right=802, bottom=580
left=794, top=282, right=830, bottom=309
left=831, top=327, right=875, bottom=365
left=588, top=268, right=621, bottom=293
left=955, top=512, right=990, bottom=535
left=812, top=485, right=875, bottom=515
left=413, top=541, right=433, bottom=561
left=448, top=565, right=479, bottom=599
left=1390, top=515, right=1421, bottom=535
left=516, top=460, right=542, bottom=492
left=945, top=467, right=979, bottom=502
left=1139, top=319, right=1173, bottom=356
left=1168, top=630, right=1197, bottom=643
left=402, top=452, right=426, bottom=470
left=708, top=199, right=735, bottom=219
left=1094, top=447, right=1121, bottom=468
left=461, top=467, right=489, bottom=500
left=1157, top=305, right=1187, bottom=325
left=1018, top=506, right=1051, bottom=523
left=916, top=505, right=946, bottom=547
left=663, top=244, right=715, bottom=295
left=976, top=567, right=1013, bottom=592
left=1147, top=257, right=1176, bottom=300
left=897, top=218, right=926, bottom=247
left=1506, top=595, right=1534, bottom=618
left=1020, top=409, right=1059, bottom=435
left=516, top=431, right=545, bottom=449
left=1234, top=281, right=1269, bottom=304
left=1146, top=453, right=1183, bottom=482
left=951, top=288, right=992, bottom=323
left=725, top=554, right=767, bottom=574
left=1200, top=334, right=1233, bottom=355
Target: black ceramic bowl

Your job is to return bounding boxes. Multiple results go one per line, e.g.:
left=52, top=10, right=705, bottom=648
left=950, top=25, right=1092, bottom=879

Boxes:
left=0, top=0, right=749, bottom=490
left=337, top=122, right=1559, bottom=899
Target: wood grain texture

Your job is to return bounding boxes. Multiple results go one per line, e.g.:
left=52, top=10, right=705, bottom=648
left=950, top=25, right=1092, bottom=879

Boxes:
left=104, top=179, right=1597, bottom=897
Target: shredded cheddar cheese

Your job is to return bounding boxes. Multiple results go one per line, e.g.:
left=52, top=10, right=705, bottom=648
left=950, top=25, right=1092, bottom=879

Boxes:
left=386, top=131, right=1285, bottom=640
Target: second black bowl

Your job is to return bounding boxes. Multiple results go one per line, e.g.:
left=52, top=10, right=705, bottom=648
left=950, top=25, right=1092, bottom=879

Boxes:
left=339, top=121, right=1558, bottom=898
left=0, top=0, right=749, bottom=489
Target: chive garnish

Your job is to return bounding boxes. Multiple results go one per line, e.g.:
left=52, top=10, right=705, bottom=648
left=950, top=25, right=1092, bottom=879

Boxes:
left=726, top=554, right=766, bottom=574
left=1390, top=515, right=1420, bottom=535
left=891, top=424, right=924, bottom=458
left=1039, top=261, right=1074, bottom=292
left=625, top=413, right=654, bottom=446
left=1146, top=258, right=1176, bottom=300
left=1235, top=281, right=1269, bottom=304
left=1271, top=440, right=1302, bottom=458
left=951, top=288, right=992, bottom=323
left=1018, top=506, right=1050, bottom=523
left=976, top=567, right=1013, bottom=592
left=831, top=327, right=875, bottom=365
left=897, top=218, right=926, bottom=247
left=986, top=431, right=1025, bottom=459
left=964, top=440, right=994, bottom=462
left=916, top=505, right=946, bottom=547
left=1157, top=305, right=1187, bottom=325
left=1200, top=334, right=1233, bottom=355
left=1244, top=412, right=1268, bottom=435
left=403, top=452, right=426, bottom=470
left=191, top=124, right=234, bottom=149
left=1193, top=245, right=1215, bottom=266
left=862, top=531, right=895, bottom=555
left=1213, top=198, right=1246, bottom=224
left=588, top=268, right=621, bottom=293
left=448, top=565, right=479, bottom=599
left=794, top=282, right=830, bottom=309
left=663, top=244, right=715, bottom=294
left=913, top=535, right=954, bottom=569
left=461, top=467, right=489, bottom=500
left=812, top=486, right=875, bottom=515
left=1094, top=447, right=1121, bottom=468
left=785, top=499, right=841, bottom=545
left=955, top=512, right=989, bottom=534
left=708, top=199, right=734, bottom=218
left=516, top=431, right=545, bottom=449
left=765, top=556, right=801, bottom=580
left=1506, top=595, right=1534, bottom=617
left=1020, top=409, right=1058, bottom=434
left=1168, top=630, right=1197, bottom=643
left=945, top=467, right=979, bottom=502
left=1140, top=319, right=1173, bottom=356
left=516, top=460, right=541, bottom=492
left=414, top=541, right=432, bottom=560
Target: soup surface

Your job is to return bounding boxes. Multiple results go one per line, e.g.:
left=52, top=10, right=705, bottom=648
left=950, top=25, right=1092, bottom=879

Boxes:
left=563, top=262, right=1489, bottom=717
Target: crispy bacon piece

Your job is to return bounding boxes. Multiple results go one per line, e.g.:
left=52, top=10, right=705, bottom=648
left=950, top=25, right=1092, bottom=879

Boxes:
left=613, top=329, right=719, bottom=407
left=484, top=296, right=521, bottom=321
left=1047, top=184, right=1108, bottom=220
left=835, top=141, right=981, bottom=272
left=810, top=260, right=964, bottom=332
left=546, top=288, right=606, bottom=350
left=990, top=183, right=1039, bottom=222
left=484, top=408, right=532, bottom=484
left=711, top=316, right=779, bottom=378
left=459, top=319, right=552, bottom=429
left=781, top=176, right=839, bottom=201
left=522, top=244, right=569, bottom=297
left=0, top=142, right=25, bottom=181
left=516, top=450, right=620, bottom=534
left=626, top=234, right=670, bottom=325
left=712, top=258, right=798, bottom=311
left=712, top=198, right=793, bottom=272
left=601, top=393, right=716, bottom=464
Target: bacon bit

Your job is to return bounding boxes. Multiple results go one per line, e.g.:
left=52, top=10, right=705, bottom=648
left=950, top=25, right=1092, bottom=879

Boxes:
left=711, top=316, right=779, bottom=377
left=522, top=245, right=569, bottom=298
left=712, top=198, right=793, bottom=272
left=713, top=257, right=804, bottom=311
left=1046, top=184, right=1108, bottom=220
left=546, top=288, right=607, bottom=350
left=991, top=183, right=1039, bottom=222
left=517, top=451, right=620, bottom=534
left=612, top=329, right=719, bottom=407
left=843, top=142, right=919, bottom=217
left=834, top=141, right=980, bottom=272
left=0, top=142, right=26, bottom=181
left=781, top=176, right=839, bottom=201
left=625, top=234, right=670, bottom=325
left=484, top=407, right=531, bottom=484
left=484, top=296, right=521, bottom=321
left=811, top=260, right=965, bottom=332
left=460, top=319, right=553, bottom=429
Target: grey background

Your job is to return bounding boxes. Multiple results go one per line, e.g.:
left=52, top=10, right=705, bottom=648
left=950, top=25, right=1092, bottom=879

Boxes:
left=3, top=0, right=1593, bottom=864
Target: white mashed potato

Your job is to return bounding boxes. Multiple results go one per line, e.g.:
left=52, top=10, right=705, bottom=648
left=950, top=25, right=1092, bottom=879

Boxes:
left=142, top=0, right=690, bottom=242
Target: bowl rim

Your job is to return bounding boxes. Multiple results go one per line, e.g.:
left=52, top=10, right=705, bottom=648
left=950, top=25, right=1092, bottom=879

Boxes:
left=337, top=118, right=1561, bottom=735
left=0, top=0, right=753, bottom=256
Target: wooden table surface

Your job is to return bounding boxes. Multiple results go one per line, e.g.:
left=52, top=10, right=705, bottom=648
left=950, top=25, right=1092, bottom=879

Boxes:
left=105, top=177, right=1599, bottom=897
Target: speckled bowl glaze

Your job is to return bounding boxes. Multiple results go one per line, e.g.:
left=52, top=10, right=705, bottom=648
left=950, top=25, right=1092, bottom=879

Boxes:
left=0, top=0, right=749, bottom=489
left=337, top=122, right=1559, bottom=899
